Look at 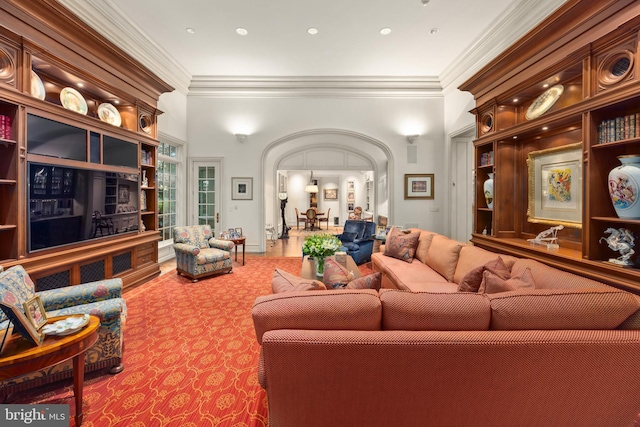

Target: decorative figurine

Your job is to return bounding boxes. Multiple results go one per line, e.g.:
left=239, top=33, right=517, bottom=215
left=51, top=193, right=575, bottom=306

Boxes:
left=142, top=170, right=149, bottom=188
left=599, top=227, right=635, bottom=266
left=527, top=225, right=564, bottom=249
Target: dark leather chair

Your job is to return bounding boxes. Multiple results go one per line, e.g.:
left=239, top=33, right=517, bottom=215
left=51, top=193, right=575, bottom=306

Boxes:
left=335, top=220, right=376, bottom=264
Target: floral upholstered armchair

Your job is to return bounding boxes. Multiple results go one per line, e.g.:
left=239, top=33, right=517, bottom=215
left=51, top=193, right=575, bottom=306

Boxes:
left=173, top=225, right=234, bottom=282
left=0, top=265, right=127, bottom=397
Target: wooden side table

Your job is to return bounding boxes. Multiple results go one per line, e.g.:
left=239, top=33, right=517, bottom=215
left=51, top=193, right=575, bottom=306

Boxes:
left=0, top=315, right=100, bottom=426
left=224, top=237, right=246, bottom=265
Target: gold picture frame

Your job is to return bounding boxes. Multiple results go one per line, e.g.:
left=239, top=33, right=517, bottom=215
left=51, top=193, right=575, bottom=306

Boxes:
left=404, top=174, right=434, bottom=200
left=527, top=142, right=582, bottom=228
left=23, top=295, right=47, bottom=330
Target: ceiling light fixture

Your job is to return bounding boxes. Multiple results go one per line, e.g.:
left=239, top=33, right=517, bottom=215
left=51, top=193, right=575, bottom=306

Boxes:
left=305, top=171, right=319, bottom=193
left=235, top=134, right=248, bottom=143
left=186, top=28, right=196, bottom=34
left=380, top=28, right=392, bottom=35
left=429, top=28, right=439, bottom=35
left=422, top=0, right=430, bottom=5
left=236, top=28, right=248, bottom=36
left=307, top=27, right=318, bottom=35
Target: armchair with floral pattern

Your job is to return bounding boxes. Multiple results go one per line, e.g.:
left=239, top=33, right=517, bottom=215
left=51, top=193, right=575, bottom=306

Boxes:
left=173, top=225, right=234, bottom=282
left=0, top=265, right=127, bottom=397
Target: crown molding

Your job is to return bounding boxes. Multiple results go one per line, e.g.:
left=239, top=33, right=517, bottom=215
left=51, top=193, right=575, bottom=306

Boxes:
left=440, top=0, right=567, bottom=94
left=56, top=0, right=191, bottom=95
left=188, top=76, right=443, bottom=98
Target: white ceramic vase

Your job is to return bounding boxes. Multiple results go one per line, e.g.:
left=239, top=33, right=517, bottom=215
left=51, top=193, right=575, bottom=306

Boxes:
left=608, top=155, right=640, bottom=219
left=483, top=173, right=494, bottom=210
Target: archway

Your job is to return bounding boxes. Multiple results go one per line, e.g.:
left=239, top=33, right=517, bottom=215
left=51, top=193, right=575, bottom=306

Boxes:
left=261, top=129, right=394, bottom=251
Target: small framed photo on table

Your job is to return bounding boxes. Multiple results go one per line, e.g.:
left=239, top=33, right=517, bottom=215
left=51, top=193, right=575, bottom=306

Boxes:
left=232, top=177, right=253, bottom=200
left=23, top=295, right=47, bottom=330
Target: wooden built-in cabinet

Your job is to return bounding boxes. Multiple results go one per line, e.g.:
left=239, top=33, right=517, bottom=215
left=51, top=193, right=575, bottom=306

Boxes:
left=461, top=0, right=640, bottom=294
left=0, top=1, right=173, bottom=291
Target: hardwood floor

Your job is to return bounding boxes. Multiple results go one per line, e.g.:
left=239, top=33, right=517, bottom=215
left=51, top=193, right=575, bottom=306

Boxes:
left=159, top=225, right=344, bottom=275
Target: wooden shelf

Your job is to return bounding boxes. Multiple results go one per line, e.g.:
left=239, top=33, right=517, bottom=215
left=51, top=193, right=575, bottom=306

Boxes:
left=0, top=225, right=17, bottom=231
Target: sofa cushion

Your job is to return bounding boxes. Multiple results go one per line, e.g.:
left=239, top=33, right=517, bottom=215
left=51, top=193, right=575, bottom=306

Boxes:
left=271, top=269, right=326, bottom=293
left=411, top=230, right=437, bottom=264
left=380, top=289, right=491, bottom=330
left=425, top=235, right=464, bottom=282
left=488, top=288, right=640, bottom=330
left=252, top=289, right=382, bottom=344
left=457, top=257, right=511, bottom=293
left=340, top=232, right=358, bottom=242
left=346, top=272, right=382, bottom=290
left=510, top=258, right=611, bottom=290
left=384, top=228, right=421, bottom=263
left=323, top=259, right=355, bottom=289
left=453, top=246, right=518, bottom=284
left=478, top=267, right=536, bottom=294
left=373, top=253, right=449, bottom=291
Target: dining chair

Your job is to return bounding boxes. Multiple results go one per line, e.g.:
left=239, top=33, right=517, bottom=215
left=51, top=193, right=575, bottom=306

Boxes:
left=294, top=208, right=307, bottom=230
left=318, top=207, right=330, bottom=229
left=305, top=208, right=317, bottom=230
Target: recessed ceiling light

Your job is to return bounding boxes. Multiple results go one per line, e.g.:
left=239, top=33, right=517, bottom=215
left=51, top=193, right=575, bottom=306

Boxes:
left=429, top=28, right=439, bottom=35
left=513, top=98, right=519, bottom=103
left=186, top=28, right=196, bottom=34
left=380, top=27, right=392, bottom=35
left=307, top=27, right=318, bottom=35
left=542, top=83, right=550, bottom=88
left=236, top=28, right=248, bottom=36
left=113, top=100, right=120, bottom=105
left=77, top=83, right=84, bottom=87
left=542, top=126, right=549, bottom=131
left=422, top=0, right=430, bottom=5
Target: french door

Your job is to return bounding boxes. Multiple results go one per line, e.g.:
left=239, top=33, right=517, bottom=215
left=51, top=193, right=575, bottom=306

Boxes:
left=190, top=159, right=222, bottom=237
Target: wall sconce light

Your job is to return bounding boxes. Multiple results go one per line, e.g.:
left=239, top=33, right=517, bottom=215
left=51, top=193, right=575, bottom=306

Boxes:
left=406, top=134, right=420, bottom=144
left=235, top=134, right=248, bottom=143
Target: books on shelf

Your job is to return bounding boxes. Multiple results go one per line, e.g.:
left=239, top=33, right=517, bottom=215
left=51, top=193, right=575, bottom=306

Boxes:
left=598, top=113, right=639, bottom=144
left=479, top=151, right=494, bottom=166
left=0, top=114, right=11, bottom=140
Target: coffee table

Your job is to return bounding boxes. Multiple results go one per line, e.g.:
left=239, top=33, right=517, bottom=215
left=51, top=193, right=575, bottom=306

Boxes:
left=300, top=255, right=362, bottom=280
left=0, top=315, right=100, bottom=426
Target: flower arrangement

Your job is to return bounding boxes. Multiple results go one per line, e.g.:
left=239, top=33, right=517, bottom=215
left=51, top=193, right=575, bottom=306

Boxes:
left=302, top=233, right=342, bottom=275
left=302, top=233, right=342, bottom=258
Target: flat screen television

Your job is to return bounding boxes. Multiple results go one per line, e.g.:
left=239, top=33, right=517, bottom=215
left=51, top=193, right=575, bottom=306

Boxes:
left=28, top=162, right=139, bottom=252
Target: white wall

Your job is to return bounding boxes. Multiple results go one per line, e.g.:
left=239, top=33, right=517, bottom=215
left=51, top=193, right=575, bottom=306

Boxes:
left=186, top=94, right=446, bottom=251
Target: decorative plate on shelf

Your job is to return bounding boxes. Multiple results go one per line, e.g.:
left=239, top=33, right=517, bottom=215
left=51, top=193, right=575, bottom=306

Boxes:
left=98, top=102, right=122, bottom=127
left=60, top=87, right=88, bottom=115
left=525, top=84, right=564, bottom=120
left=30, top=70, right=45, bottom=100
left=42, top=314, right=90, bottom=336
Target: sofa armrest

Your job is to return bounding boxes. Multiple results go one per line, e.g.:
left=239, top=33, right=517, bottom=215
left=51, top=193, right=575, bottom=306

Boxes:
left=173, top=243, right=201, bottom=255
left=38, top=278, right=123, bottom=311
left=209, top=238, right=234, bottom=251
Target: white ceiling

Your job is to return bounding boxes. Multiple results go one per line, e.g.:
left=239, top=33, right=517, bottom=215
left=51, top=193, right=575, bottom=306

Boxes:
left=58, top=0, right=567, bottom=93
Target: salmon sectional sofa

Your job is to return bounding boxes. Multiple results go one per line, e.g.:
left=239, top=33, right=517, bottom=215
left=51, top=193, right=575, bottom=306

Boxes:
left=252, top=228, right=640, bottom=426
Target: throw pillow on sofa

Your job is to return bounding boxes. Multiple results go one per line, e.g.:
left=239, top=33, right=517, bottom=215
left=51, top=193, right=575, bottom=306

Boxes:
left=478, top=267, right=536, bottom=294
left=345, top=272, right=382, bottom=290
left=271, top=268, right=327, bottom=293
left=323, top=258, right=355, bottom=289
left=383, top=227, right=421, bottom=263
left=457, top=257, right=511, bottom=292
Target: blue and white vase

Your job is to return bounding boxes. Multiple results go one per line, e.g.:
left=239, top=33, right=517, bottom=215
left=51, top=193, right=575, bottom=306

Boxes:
left=608, top=155, right=640, bottom=219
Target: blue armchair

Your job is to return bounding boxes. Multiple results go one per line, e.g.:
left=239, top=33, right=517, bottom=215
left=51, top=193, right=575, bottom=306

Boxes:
left=0, top=265, right=126, bottom=397
left=336, top=220, right=377, bottom=265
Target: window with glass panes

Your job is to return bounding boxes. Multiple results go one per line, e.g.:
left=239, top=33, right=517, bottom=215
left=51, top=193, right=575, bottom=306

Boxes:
left=158, top=142, right=178, bottom=241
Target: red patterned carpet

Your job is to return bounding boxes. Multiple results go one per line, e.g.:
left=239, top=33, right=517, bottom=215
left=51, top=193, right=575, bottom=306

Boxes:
left=8, top=257, right=373, bottom=426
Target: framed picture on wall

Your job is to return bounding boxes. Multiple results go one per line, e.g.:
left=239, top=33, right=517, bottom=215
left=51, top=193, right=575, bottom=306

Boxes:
left=324, top=188, right=338, bottom=200
left=118, top=184, right=130, bottom=203
left=404, top=174, right=434, bottom=200
left=347, top=180, right=355, bottom=191
left=527, top=142, right=582, bottom=227
left=232, top=177, right=253, bottom=200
